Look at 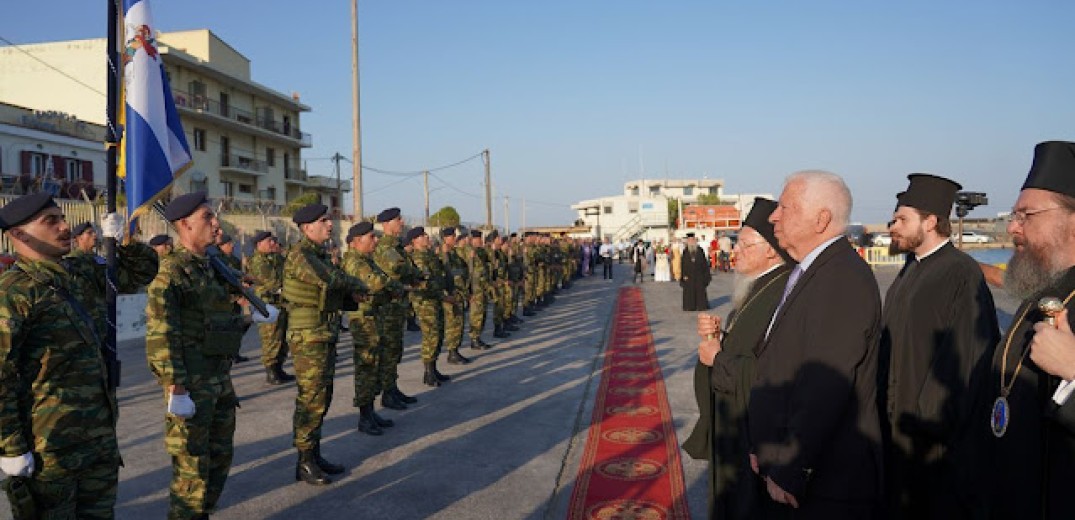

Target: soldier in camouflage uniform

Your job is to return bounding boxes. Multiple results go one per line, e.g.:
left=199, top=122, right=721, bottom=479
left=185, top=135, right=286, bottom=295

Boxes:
left=0, top=194, right=154, bottom=519
left=405, top=227, right=453, bottom=387
left=283, top=203, right=367, bottom=485
left=150, top=234, right=174, bottom=259
left=506, top=233, right=526, bottom=323
left=215, top=233, right=250, bottom=363
left=491, top=234, right=519, bottom=335
left=247, top=231, right=295, bottom=385
left=372, top=208, right=421, bottom=409
left=466, top=230, right=496, bottom=349
left=145, top=192, right=249, bottom=518
left=522, top=232, right=538, bottom=316
left=341, top=222, right=399, bottom=436
left=439, top=228, right=471, bottom=365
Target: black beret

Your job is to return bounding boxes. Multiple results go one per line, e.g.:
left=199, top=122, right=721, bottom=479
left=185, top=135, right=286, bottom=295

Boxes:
left=346, top=221, right=374, bottom=242
left=376, top=207, right=401, bottom=223
left=404, top=226, right=426, bottom=245
left=149, top=234, right=171, bottom=246
left=470, top=230, right=482, bottom=238
left=164, top=191, right=208, bottom=221
left=0, top=192, right=58, bottom=231
left=217, top=233, right=233, bottom=245
left=440, top=226, right=456, bottom=237
left=510, top=232, right=518, bottom=238
left=252, top=230, right=273, bottom=244
left=485, top=230, right=498, bottom=243
left=1022, top=141, right=1075, bottom=197
left=293, top=203, right=328, bottom=225
left=743, top=197, right=792, bottom=263
left=72, top=222, right=94, bottom=237
left=896, top=173, right=962, bottom=217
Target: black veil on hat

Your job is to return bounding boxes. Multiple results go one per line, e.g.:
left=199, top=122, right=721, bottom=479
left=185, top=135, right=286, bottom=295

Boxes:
left=743, top=197, right=793, bottom=263
left=1022, top=141, right=1075, bottom=197
left=896, top=174, right=962, bottom=217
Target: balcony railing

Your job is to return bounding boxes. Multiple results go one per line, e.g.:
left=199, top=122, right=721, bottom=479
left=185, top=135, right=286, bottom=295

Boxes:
left=284, top=168, right=308, bottom=182
left=172, top=89, right=310, bottom=144
left=0, top=173, right=102, bottom=200
left=220, top=154, right=268, bottom=174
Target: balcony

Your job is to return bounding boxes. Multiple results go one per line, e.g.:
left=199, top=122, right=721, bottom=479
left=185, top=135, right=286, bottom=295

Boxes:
left=0, top=174, right=102, bottom=200
left=172, top=89, right=312, bottom=147
left=306, top=175, right=351, bottom=192
left=284, top=167, right=308, bottom=184
left=220, top=153, right=268, bottom=175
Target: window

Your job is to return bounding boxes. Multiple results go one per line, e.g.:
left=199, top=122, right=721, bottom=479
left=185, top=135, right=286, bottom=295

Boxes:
left=603, top=205, right=613, bottom=214
left=239, top=184, right=253, bottom=194
left=630, top=186, right=639, bottom=196
left=219, top=92, right=230, bottom=118
left=193, top=128, right=206, bottom=151
left=628, top=201, right=639, bottom=213
left=189, top=81, right=207, bottom=110
left=64, top=159, right=82, bottom=183
left=708, top=186, right=718, bottom=195
left=29, top=153, right=47, bottom=175
left=264, top=186, right=276, bottom=200
left=221, top=181, right=234, bottom=197
left=190, top=178, right=207, bottom=192
left=266, top=148, right=275, bottom=167
left=683, top=186, right=694, bottom=196
left=649, top=186, right=661, bottom=195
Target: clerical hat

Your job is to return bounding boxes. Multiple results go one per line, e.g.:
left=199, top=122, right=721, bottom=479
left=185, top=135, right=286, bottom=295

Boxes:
left=72, top=222, right=94, bottom=237
left=685, top=232, right=695, bottom=238
left=376, top=207, right=401, bottom=223
left=292, top=204, right=328, bottom=225
left=896, top=174, right=962, bottom=217
left=1021, top=141, right=1075, bottom=197
left=164, top=192, right=208, bottom=221
left=346, top=221, right=374, bottom=242
left=742, top=197, right=793, bottom=262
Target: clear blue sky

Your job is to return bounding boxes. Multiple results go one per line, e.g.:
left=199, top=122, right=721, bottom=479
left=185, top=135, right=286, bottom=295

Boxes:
left=5, top=1, right=1074, bottom=227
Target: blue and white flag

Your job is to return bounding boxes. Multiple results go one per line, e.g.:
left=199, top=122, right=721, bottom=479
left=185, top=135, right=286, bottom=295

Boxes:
left=120, top=0, right=191, bottom=226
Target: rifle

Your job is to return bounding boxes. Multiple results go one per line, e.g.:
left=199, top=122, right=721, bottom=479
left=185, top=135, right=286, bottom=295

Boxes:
left=150, top=201, right=271, bottom=318
left=3, top=477, right=35, bottom=519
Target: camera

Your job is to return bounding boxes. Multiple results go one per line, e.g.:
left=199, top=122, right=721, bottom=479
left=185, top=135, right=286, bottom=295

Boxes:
left=955, top=191, right=987, bottom=218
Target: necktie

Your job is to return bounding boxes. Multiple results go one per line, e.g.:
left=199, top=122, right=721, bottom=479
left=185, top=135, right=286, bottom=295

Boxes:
left=766, top=265, right=803, bottom=339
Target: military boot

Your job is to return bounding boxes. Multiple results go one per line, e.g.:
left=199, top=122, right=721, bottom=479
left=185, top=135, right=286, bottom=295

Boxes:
left=314, top=443, right=345, bottom=475
left=470, top=338, right=490, bottom=351
left=272, top=363, right=295, bottom=383
left=423, top=362, right=441, bottom=387
left=407, top=317, right=421, bottom=331
left=371, top=409, right=394, bottom=428
left=493, top=324, right=511, bottom=339
left=433, top=360, right=451, bottom=382
left=393, top=386, right=418, bottom=404
left=504, top=322, right=520, bottom=332
left=522, top=306, right=536, bottom=317
left=358, top=406, right=383, bottom=436
left=296, top=450, right=331, bottom=485
left=509, top=314, right=523, bottom=325
left=381, top=390, right=408, bottom=410
left=266, top=366, right=284, bottom=386
left=447, top=349, right=470, bottom=364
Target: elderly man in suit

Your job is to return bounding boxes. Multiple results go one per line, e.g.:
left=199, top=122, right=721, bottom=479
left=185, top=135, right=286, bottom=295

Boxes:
left=748, top=171, right=884, bottom=518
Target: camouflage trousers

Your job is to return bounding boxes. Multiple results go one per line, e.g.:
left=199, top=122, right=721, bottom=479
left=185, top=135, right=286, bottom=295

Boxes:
left=163, top=371, right=237, bottom=519
left=413, top=297, right=444, bottom=362
left=258, top=308, right=290, bottom=368
left=350, top=314, right=383, bottom=408
left=289, top=327, right=338, bottom=451
left=379, top=304, right=406, bottom=391
left=537, top=269, right=549, bottom=299
left=468, top=290, right=489, bottom=340
left=495, top=282, right=513, bottom=323
left=525, top=274, right=537, bottom=305
left=442, top=294, right=466, bottom=350
left=25, top=449, right=119, bottom=520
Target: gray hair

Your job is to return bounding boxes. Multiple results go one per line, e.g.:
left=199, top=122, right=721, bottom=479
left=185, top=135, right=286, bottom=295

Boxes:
left=785, top=170, right=852, bottom=232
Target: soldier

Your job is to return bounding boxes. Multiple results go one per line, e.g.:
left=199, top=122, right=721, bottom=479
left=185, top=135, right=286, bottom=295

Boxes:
left=150, top=233, right=174, bottom=258
left=467, top=230, right=496, bottom=349
left=492, top=234, right=519, bottom=334
left=69, top=221, right=101, bottom=258
left=405, top=227, right=454, bottom=387
left=283, top=203, right=367, bottom=485
left=247, top=230, right=295, bottom=385
left=506, top=233, right=526, bottom=325
left=486, top=231, right=514, bottom=338
left=372, top=208, right=421, bottom=409
left=145, top=191, right=249, bottom=518
left=341, top=221, right=400, bottom=436
left=0, top=193, right=154, bottom=519
left=215, top=232, right=250, bottom=363
left=440, top=227, right=471, bottom=365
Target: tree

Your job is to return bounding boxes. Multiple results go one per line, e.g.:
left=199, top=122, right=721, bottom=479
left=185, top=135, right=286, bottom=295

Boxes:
left=696, top=193, right=723, bottom=205
left=668, top=198, right=680, bottom=229
left=283, top=192, right=321, bottom=216
left=429, top=206, right=461, bottom=227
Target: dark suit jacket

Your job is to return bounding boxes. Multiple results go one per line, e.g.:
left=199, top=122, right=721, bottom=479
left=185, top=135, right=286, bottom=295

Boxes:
left=748, top=238, right=884, bottom=507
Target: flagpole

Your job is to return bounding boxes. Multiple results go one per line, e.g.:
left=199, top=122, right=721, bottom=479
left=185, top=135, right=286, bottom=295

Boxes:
left=104, top=0, right=121, bottom=389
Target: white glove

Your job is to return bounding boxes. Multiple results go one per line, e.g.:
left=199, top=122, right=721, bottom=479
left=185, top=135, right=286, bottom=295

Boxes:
left=167, top=393, right=196, bottom=419
left=100, top=212, right=126, bottom=240
left=0, top=453, right=34, bottom=478
left=251, top=304, right=280, bottom=324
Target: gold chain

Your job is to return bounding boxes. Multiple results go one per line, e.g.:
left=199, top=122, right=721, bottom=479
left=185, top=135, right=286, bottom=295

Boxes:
left=999, top=288, right=1075, bottom=397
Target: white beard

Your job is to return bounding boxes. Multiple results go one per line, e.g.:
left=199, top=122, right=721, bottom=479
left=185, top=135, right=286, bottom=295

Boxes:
left=731, top=273, right=757, bottom=309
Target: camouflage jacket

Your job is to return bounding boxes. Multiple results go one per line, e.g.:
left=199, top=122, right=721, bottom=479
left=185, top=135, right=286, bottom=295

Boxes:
left=146, top=245, right=246, bottom=387
left=283, top=238, right=366, bottom=328
left=248, top=251, right=285, bottom=304
left=468, top=247, right=493, bottom=291
left=492, top=249, right=510, bottom=283
left=64, top=243, right=158, bottom=339
left=441, top=247, right=469, bottom=297
left=373, top=234, right=421, bottom=288
left=507, top=246, right=525, bottom=282
left=0, top=249, right=152, bottom=474
left=409, top=249, right=451, bottom=300
left=341, top=250, right=401, bottom=317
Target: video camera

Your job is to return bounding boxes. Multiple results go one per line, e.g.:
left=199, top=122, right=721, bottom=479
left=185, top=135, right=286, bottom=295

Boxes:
left=955, top=191, right=988, bottom=218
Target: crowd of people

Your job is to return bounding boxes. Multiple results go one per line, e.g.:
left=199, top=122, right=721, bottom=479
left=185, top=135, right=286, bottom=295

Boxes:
left=685, top=140, right=1075, bottom=519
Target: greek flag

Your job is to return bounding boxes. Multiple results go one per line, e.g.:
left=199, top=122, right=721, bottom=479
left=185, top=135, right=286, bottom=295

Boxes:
left=119, top=0, right=190, bottom=226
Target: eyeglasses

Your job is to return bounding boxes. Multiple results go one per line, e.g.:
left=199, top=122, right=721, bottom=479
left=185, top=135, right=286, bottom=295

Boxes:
left=735, top=240, right=767, bottom=250
left=1010, top=206, right=1063, bottom=225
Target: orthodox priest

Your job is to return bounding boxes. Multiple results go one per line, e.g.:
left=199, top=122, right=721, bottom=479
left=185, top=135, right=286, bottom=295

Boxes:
left=989, top=140, right=1075, bottom=519
left=878, top=174, right=1000, bottom=518
left=685, top=198, right=794, bottom=519
left=680, top=232, right=711, bottom=311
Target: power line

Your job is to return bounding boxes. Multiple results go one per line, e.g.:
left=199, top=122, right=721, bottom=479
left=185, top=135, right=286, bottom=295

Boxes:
left=362, top=151, right=484, bottom=176
left=0, top=34, right=107, bottom=98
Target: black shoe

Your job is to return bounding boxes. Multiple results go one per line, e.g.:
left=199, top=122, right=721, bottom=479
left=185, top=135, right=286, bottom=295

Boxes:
left=266, top=367, right=284, bottom=386
left=433, top=361, right=451, bottom=382
left=358, top=406, right=383, bottom=436
left=392, top=386, right=418, bottom=404
left=447, top=349, right=470, bottom=364
left=523, top=307, right=536, bottom=317
left=233, top=354, right=249, bottom=363
left=509, top=315, right=523, bottom=325
left=371, top=409, right=394, bottom=428
left=504, top=323, right=520, bottom=332
left=407, top=318, right=421, bottom=332
left=493, top=325, right=511, bottom=339
left=314, top=444, right=345, bottom=475
left=476, top=338, right=494, bottom=349
left=381, top=391, right=407, bottom=410
left=423, top=362, right=441, bottom=387
left=470, top=339, right=490, bottom=351
left=296, top=451, right=331, bottom=485
left=276, top=366, right=296, bottom=382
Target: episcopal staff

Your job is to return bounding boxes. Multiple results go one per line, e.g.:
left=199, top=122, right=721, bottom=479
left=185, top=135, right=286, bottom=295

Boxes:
left=988, top=141, right=1075, bottom=519
left=749, top=171, right=884, bottom=517
left=680, top=233, right=711, bottom=311
left=685, top=197, right=794, bottom=519
left=878, top=174, right=1000, bottom=518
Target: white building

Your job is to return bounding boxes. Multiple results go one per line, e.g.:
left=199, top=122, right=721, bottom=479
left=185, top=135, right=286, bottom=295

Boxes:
left=0, top=102, right=106, bottom=199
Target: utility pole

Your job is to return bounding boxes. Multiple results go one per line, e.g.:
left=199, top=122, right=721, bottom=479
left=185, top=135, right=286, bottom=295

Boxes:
left=483, top=149, right=492, bottom=229
left=334, top=152, right=342, bottom=216
left=423, top=170, right=430, bottom=227
left=503, top=195, right=509, bottom=234
left=521, top=197, right=526, bottom=233
left=351, top=0, right=363, bottom=218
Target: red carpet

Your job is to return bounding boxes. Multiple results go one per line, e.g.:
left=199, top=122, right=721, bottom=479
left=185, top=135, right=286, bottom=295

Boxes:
left=568, top=286, right=691, bottom=520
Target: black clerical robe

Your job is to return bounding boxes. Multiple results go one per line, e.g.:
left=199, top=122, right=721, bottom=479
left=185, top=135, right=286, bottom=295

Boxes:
left=683, top=264, right=792, bottom=520
left=988, top=266, right=1075, bottom=520
left=680, top=246, right=711, bottom=311
left=878, top=242, right=1000, bottom=518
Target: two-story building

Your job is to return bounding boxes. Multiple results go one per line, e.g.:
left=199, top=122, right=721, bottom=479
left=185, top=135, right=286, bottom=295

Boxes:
left=0, top=102, right=105, bottom=200
left=0, top=29, right=348, bottom=212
